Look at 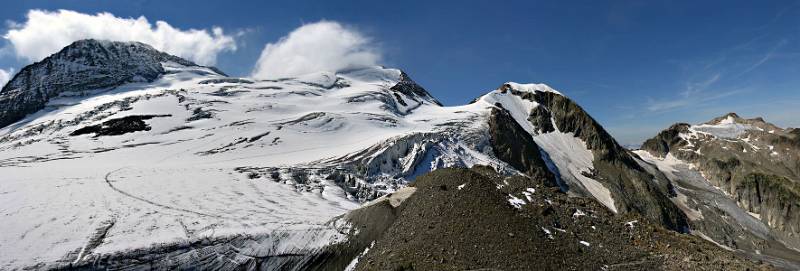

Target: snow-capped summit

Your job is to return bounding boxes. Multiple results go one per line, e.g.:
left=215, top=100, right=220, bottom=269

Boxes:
left=500, top=82, right=563, bottom=95
left=0, top=39, right=223, bottom=128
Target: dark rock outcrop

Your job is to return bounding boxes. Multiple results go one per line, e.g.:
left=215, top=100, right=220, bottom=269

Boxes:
left=641, top=123, right=691, bottom=158
left=70, top=114, right=171, bottom=137
left=488, top=107, right=556, bottom=185
left=389, top=71, right=442, bottom=106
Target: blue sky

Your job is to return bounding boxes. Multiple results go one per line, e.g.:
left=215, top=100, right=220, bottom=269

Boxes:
left=1, top=1, right=799, bottom=145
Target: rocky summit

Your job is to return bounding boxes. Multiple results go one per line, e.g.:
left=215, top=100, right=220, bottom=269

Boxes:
left=636, top=113, right=800, bottom=269
left=0, top=40, right=791, bottom=270
left=0, top=39, right=220, bottom=129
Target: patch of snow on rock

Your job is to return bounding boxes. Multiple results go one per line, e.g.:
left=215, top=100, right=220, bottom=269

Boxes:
left=508, top=194, right=526, bottom=209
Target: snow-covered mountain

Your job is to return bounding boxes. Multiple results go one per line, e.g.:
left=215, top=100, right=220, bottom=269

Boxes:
left=636, top=113, right=800, bottom=268
left=0, top=40, right=777, bottom=269
left=0, top=39, right=219, bottom=129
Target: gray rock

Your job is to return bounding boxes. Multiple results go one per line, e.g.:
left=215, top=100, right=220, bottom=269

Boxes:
left=498, top=83, right=688, bottom=232
left=641, top=112, right=800, bottom=267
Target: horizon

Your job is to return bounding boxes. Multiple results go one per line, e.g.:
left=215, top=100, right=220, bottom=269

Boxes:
left=3, top=2, right=800, bottom=269
left=1, top=1, right=799, bottom=145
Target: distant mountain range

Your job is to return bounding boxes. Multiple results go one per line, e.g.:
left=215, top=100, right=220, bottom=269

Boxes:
left=0, top=40, right=796, bottom=270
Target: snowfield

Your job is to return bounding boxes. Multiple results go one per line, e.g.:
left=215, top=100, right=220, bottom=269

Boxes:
left=690, top=115, right=753, bottom=139
left=0, top=61, right=616, bottom=268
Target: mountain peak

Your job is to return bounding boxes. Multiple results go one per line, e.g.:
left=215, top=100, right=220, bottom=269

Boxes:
left=705, top=112, right=742, bottom=125
left=318, top=66, right=442, bottom=108
left=391, top=70, right=442, bottom=106
left=498, top=82, right=563, bottom=96
left=702, top=112, right=777, bottom=130
left=46, top=39, right=197, bottom=68
left=70, top=38, right=153, bottom=49
left=0, top=39, right=222, bottom=128
left=723, top=112, right=740, bottom=118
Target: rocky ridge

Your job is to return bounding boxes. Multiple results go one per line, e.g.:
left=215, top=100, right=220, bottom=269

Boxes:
left=639, top=113, right=800, bottom=268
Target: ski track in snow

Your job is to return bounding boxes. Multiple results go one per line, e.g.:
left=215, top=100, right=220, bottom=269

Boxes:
left=104, top=167, right=228, bottom=219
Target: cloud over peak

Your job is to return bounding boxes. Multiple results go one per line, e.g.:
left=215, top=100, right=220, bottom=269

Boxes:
left=3, top=9, right=237, bottom=65
left=251, top=21, right=381, bottom=79
left=0, top=68, right=12, bottom=87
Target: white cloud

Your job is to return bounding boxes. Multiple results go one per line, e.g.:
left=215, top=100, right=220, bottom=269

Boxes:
left=0, top=68, right=12, bottom=87
left=646, top=89, right=746, bottom=112
left=252, top=21, right=380, bottom=79
left=737, top=39, right=787, bottom=77
left=3, top=9, right=237, bottom=65
left=681, top=73, right=720, bottom=98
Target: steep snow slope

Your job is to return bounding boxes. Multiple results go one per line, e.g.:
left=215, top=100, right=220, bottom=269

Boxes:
left=0, top=40, right=686, bottom=269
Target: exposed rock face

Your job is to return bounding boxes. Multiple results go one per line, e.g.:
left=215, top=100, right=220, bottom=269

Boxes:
left=524, top=90, right=629, bottom=161
left=735, top=173, right=800, bottom=234
left=641, top=123, right=692, bottom=157
left=388, top=71, right=442, bottom=107
left=640, top=113, right=800, bottom=264
left=498, top=84, right=687, bottom=232
left=0, top=39, right=216, bottom=128
left=487, top=107, right=556, bottom=185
